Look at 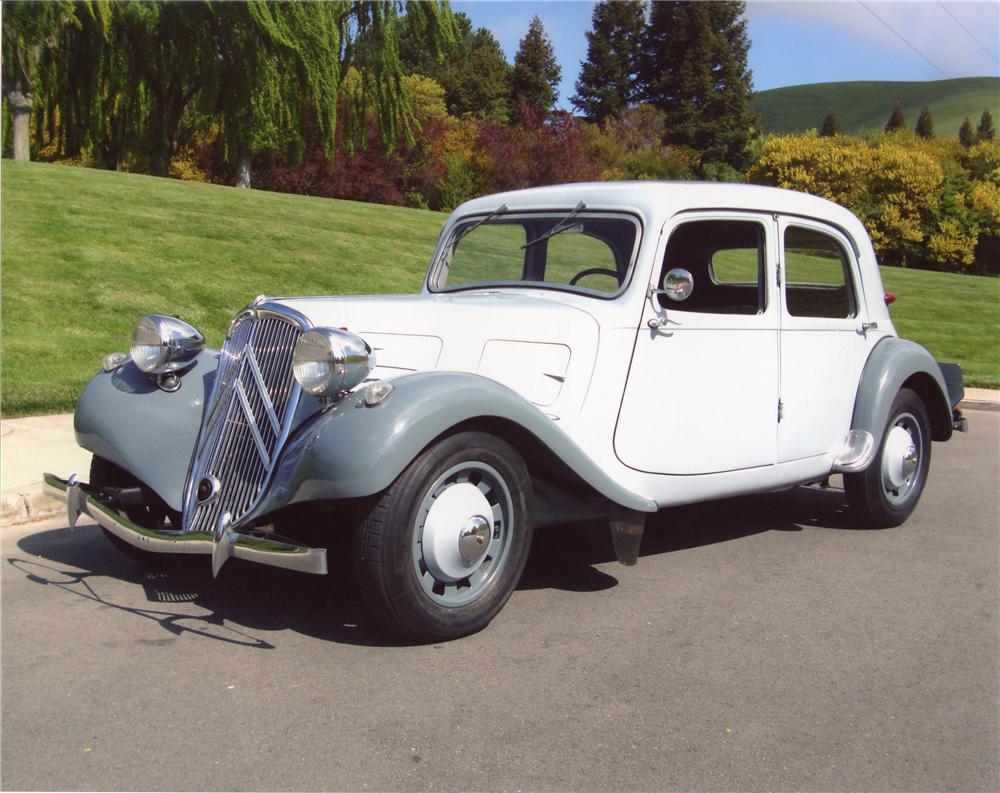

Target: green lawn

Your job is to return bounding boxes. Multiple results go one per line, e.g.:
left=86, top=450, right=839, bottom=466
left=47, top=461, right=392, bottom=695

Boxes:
left=1, top=161, right=997, bottom=416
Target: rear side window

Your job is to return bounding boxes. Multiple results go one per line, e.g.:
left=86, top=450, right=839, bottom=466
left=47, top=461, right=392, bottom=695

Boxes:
left=783, top=226, right=856, bottom=318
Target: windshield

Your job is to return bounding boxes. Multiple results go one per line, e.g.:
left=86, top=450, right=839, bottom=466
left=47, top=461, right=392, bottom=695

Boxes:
left=430, top=210, right=640, bottom=297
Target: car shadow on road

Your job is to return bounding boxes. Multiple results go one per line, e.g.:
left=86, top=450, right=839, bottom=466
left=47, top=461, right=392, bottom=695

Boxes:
left=10, top=482, right=856, bottom=647
left=521, top=481, right=856, bottom=591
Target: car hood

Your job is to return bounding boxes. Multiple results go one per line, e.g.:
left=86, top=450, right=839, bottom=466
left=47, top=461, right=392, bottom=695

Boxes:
left=275, top=292, right=601, bottom=418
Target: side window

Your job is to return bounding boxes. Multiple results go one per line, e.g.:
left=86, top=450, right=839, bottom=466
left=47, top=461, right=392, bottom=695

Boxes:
left=660, top=220, right=766, bottom=314
left=783, top=226, right=856, bottom=318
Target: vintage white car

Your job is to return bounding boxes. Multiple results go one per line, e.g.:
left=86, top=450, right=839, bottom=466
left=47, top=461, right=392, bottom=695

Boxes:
left=46, top=182, right=966, bottom=641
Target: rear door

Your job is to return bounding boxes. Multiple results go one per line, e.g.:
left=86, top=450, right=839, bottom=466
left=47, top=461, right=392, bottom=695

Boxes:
left=777, top=218, right=874, bottom=462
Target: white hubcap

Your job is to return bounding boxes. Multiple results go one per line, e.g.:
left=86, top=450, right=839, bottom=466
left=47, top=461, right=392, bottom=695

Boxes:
left=884, top=425, right=917, bottom=490
left=422, top=483, right=493, bottom=582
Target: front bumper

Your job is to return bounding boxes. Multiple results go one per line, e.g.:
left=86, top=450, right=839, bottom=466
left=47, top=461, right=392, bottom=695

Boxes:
left=43, top=473, right=327, bottom=577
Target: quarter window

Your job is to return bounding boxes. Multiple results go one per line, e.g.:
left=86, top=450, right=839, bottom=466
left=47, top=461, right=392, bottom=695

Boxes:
left=783, top=226, right=856, bottom=318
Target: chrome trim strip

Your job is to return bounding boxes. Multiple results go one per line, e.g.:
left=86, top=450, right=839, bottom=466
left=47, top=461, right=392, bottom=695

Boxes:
left=44, top=473, right=328, bottom=575
left=245, top=345, right=281, bottom=435
left=235, top=378, right=271, bottom=468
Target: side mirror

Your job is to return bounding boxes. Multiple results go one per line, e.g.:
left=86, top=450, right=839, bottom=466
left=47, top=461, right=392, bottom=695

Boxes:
left=662, top=268, right=694, bottom=301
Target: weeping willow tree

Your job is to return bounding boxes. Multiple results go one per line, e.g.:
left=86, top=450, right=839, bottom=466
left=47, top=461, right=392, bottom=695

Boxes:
left=217, top=0, right=453, bottom=189
left=1, top=1, right=79, bottom=161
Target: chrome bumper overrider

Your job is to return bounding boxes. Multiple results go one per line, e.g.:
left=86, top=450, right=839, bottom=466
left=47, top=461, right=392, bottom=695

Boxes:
left=43, top=473, right=327, bottom=577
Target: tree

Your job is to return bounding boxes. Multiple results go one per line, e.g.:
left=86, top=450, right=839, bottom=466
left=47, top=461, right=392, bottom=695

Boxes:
left=820, top=111, right=839, bottom=137
left=413, top=13, right=512, bottom=123
left=1, top=1, right=78, bottom=161
left=885, top=101, right=906, bottom=132
left=214, top=2, right=342, bottom=188
left=915, top=106, right=934, bottom=139
left=571, top=0, right=645, bottom=124
left=510, top=16, right=561, bottom=117
left=959, top=116, right=976, bottom=147
left=639, top=1, right=757, bottom=177
left=977, top=108, right=995, bottom=142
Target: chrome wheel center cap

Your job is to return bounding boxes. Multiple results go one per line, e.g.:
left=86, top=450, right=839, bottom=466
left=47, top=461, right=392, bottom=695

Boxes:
left=458, top=515, right=491, bottom=563
left=884, top=425, right=918, bottom=490
left=422, top=483, right=494, bottom=582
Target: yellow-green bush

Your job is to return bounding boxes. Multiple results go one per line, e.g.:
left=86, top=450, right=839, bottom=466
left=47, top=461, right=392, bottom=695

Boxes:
left=748, top=132, right=997, bottom=273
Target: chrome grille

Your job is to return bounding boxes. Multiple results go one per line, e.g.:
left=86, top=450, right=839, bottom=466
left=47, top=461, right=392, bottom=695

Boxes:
left=183, top=312, right=303, bottom=533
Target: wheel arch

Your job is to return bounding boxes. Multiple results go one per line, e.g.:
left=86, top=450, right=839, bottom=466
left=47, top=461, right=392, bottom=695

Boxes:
left=851, top=337, right=953, bottom=451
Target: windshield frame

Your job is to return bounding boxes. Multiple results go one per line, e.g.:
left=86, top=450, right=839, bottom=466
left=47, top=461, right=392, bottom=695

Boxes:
left=426, top=209, right=644, bottom=300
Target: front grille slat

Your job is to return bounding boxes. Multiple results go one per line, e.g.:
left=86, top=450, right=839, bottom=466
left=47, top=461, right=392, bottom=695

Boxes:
left=183, top=312, right=303, bottom=533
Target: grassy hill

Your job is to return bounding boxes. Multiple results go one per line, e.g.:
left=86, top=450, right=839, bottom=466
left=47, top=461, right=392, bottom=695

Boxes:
left=1, top=161, right=997, bottom=416
left=755, top=77, right=1000, bottom=137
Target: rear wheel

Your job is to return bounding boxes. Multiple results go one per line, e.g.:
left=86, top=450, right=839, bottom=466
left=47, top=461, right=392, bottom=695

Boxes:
left=845, top=388, right=931, bottom=528
left=353, top=431, right=533, bottom=642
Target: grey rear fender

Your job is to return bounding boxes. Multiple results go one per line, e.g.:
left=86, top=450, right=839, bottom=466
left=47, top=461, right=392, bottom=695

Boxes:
left=250, top=370, right=658, bottom=520
left=852, top=337, right=953, bottom=450
left=73, top=351, right=219, bottom=512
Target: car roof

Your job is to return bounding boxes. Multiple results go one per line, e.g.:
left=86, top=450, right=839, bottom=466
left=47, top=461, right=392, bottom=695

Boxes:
left=453, top=181, right=864, bottom=237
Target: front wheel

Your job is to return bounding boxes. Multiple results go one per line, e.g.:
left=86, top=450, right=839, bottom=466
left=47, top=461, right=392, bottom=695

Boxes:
left=845, top=388, right=931, bottom=529
left=353, top=431, right=533, bottom=642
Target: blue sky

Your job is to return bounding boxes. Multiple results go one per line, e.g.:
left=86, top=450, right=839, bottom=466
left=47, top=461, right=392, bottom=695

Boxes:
left=450, top=1, right=1000, bottom=108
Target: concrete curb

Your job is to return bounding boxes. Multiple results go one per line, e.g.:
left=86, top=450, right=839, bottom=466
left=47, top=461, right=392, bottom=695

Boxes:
left=1, top=489, right=63, bottom=526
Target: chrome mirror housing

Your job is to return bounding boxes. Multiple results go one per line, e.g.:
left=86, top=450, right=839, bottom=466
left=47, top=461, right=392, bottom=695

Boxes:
left=130, top=314, right=205, bottom=374
left=662, top=268, right=694, bottom=302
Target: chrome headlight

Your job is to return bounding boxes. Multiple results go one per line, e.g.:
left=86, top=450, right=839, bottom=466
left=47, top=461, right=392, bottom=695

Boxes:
left=130, top=314, right=205, bottom=374
left=292, top=328, right=375, bottom=398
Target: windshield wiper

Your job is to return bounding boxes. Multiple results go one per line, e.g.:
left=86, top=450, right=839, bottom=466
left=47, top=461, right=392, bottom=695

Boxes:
left=452, top=203, right=509, bottom=247
left=521, top=201, right=587, bottom=249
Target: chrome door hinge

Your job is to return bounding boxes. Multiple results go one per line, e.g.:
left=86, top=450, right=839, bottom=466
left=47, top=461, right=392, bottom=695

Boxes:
left=777, top=399, right=784, bottom=422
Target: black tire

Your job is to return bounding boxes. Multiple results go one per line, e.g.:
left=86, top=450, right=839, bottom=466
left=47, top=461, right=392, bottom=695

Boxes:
left=845, top=388, right=931, bottom=529
left=353, top=431, right=533, bottom=642
left=89, top=456, right=171, bottom=563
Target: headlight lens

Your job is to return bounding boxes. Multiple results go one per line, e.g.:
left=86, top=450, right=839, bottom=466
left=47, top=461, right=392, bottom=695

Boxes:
left=129, top=314, right=205, bottom=374
left=292, top=328, right=374, bottom=398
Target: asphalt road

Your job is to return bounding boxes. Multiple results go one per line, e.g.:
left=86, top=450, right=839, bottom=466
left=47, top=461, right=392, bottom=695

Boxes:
left=3, top=408, right=997, bottom=792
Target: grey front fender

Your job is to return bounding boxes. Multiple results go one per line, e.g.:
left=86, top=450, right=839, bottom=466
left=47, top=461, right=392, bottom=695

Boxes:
left=852, top=337, right=953, bottom=450
left=251, top=371, right=657, bottom=519
left=74, top=352, right=219, bottom=511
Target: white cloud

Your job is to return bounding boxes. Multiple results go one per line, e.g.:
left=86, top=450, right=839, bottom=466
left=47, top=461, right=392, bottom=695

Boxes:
left=747, top=1, right=999, bottom=78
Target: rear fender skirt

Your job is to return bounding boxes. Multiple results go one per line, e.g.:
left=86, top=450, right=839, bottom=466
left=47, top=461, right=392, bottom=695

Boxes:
left=249, top=370, right=657, bottom=521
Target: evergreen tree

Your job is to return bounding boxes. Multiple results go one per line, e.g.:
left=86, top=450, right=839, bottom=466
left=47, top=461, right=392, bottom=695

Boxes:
left=510, top=16, right=561, bottom=117
left=820, top=111, right=839, bottom=137
left=639, top=1, right=757, bottom=176
left=885, top=101, right=906, bottom=132
left=977, top=108, right=995, bottom=142
left=915, top=106, right=934, bottom=139
left=406, top=12, right=511, bottom=123
left=959, top=116, right=976, bottom=147
left=571, top=0, right=645, bottom=124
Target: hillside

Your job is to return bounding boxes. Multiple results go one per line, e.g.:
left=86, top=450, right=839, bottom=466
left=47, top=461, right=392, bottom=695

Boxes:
left=0, top=161, right=997, bottom=416
left=755, top=77, right=1000, bottom=137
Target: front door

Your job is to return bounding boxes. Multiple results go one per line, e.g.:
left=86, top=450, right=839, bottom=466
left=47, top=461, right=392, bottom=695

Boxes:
left=615, top=213, right=779, bottom=475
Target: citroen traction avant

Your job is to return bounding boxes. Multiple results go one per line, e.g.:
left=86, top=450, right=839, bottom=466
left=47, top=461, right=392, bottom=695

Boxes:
left=45, top=182, right=967, bottom=641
